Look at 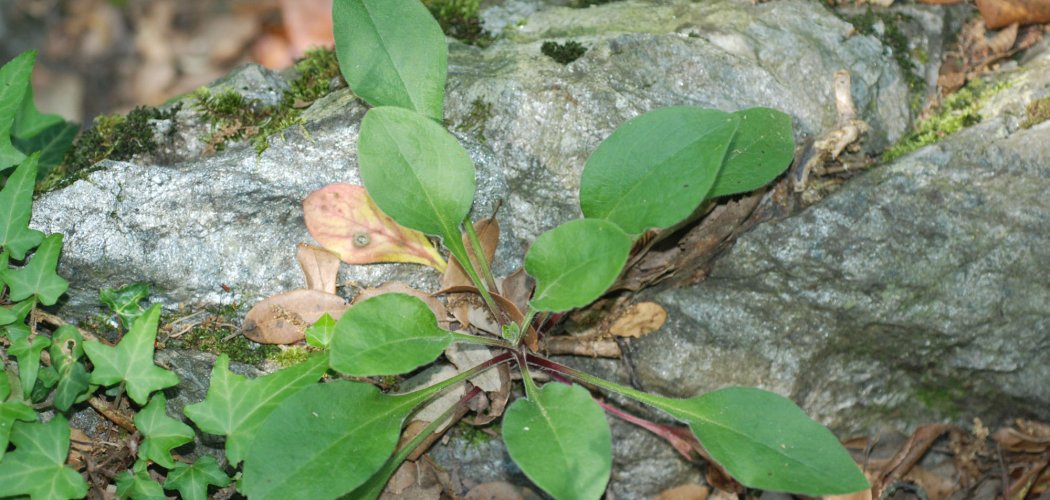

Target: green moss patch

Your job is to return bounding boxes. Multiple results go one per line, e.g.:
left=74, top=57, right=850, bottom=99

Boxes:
left=423, top=0, right=488, bottom=44
left=882, top=78, right=1010, bottom=161
left=542, top=40, right=587, bottom=65
left=160, top=303, right=278, bottom=366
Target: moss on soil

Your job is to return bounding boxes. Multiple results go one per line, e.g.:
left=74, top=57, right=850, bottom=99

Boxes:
left=1020, top=95, right=1050, bottom=129
left=160, top=302, right=278, bottom=367
left=422, top=0, right=489, bottom=45
left=542, top=40, right=587, bottom=65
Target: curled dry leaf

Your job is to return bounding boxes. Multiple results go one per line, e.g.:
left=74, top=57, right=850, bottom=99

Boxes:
left=993, top=420, right=1050, bottom=453
left=296, top=243, right=341, bottom=294
left=609, top=301, right=667, bottom=338
left=242, top=289, right=348, bottom=344
left=977, top=0, right=1050, bottom=29
left=437, top=285, right=539, bottom=351
left=654, top=483, right=709, bottom=500
left=303, top=184, right=446, bottom=271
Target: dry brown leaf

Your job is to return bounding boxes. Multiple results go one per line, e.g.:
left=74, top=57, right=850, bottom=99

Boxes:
left=296, top=243, right=341, bottom=294
left=993, top=420, right=1050, bottom=453
left=977, top=0, right=1050, bottom=29
left=437, top=285, right=539, bottom=351
left=465, top=481, right=542, bottom=500
left=380, top=460, right=445, bottom=500
left=442, top=218, right=500, bottom=290
left=904, top=465, right=958, bottom=500
left=654, top=483, right=709, bottom=500
left=609, top=301, right=667, bottom=338
left=445, top=343, right=503, bottom=393
left=242, top=289, right=348, bottom=344
left=498, top=267, right=533, bottom=314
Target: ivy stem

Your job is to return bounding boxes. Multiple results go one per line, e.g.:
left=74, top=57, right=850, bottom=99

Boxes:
left=463, top=220, right=499, bottom=292
left=450, top=332, right=514, bottom=349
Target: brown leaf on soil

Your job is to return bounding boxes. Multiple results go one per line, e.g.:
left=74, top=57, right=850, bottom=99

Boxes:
left=498, top=267, right=533, bottom=315
left=994, top=420, right=1050, bottom=453
left=296, top=243, right=340, bottom=294
left=442, top=218, right=499, bottom=290
left=874, top=423, right=955, bottom=496
left=465, top=481, right=541, bottom=500
left=437, top=285, right=539, bottom=351
left=609, top=301, right=667, bottom=338
left=242, top=289, right=348, bottom=344
left=977, top=0, right=1050, bottom=29
left=303, top=184, right=446, bottom=271
left=654, top=483, right=709, bottom=500
left=380, top=459, right=447, bottom=499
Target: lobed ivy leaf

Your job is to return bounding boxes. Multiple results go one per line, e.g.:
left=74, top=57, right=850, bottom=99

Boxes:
left=0, top=51, right=34, bottom=170
left=579, top=106, right=739, bottom=235
left=358, top=106, right=476, bottom=242
left=83, top=305, right=180, bottom=405
left=2, top=232, right=69, bottom=305
left=50, top=325, right=94, bottom=412
left=0, top=153, right=45, bottom=259
left=0, top=372, right=37, bottom=461
left=183, top=353, right=327, bottom=465
left=5, top=326, right=51, bottom=397
left=135, top=393, right=194, bottom=469
left=334, top=0, right=448, bottom=121
left=116, top=460, right=166, bottom=499
left=240, top=380, right=429, bottom=499
left=329, top=293, right=453, bottom=376
left=162, top=455, right=230, bottom=500
left=305, top=312, right=336, bottom=349
left=11, top=81, right=77, bottom=178
left=0, top=304, right=16, bottom=325
left=0, top=415, right=89, bottom=499
left=99, top=282, right=152, bottom=330
left=524, top=219, right=632, bottom=312
left=503, top=382, right=612, bottom=499
left=649, top=387, right=869, bottom=495
left=707, top=107, right=795, bottom=199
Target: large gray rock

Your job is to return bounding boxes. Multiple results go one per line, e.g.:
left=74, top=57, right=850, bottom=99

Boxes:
left=622, top=50, right=1050, bottom=435
left=30, top=0, right=911, bottom=319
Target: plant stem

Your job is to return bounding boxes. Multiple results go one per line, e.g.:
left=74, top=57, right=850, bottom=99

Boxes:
left=464, top=219, right=499, bottom=292
left=525, top=354, right=672, bottom=412
left=515, top=349, right=540, bottom=400
left=444, top=230, right=502, bottom=323
left=450, top=331, right=514, bottom=349
left=404, top=350, right=513, bottom=404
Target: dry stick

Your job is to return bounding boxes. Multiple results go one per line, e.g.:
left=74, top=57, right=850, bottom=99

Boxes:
left=88, top=397, right=137, bottom=434
left=33, top=310, right=105, bottom=344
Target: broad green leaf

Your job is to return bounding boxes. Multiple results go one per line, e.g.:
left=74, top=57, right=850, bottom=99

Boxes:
left=334, top=0, right=447, bottom=121
left=329, top=293, right=453, bottom=376
left=50, top=325, right=93, bottom=411
left=0, top=305, right=16, bottom=325
left=503, top=383, right=612, bottom=499
left=0, top=51, right=34, bottom=170
left=163, top=455, right=230, bottom=500
left=183, top=353, right=327, bottom=465
left=240, top=380, right=429, bottom=500
left=650, top=387, right=868, bottom=495
left=0, top=415, right=89, bottom=499
left=32, top=363, right=59, bottom=402
left=2, top=232, right=68, bottom=305
left=13, top=80, right=64, bottom=139
left=579, top=107, right=739, bottom=235
left=11, top=119, right=77, bottom=180
left=135, top=394, right=194, bottom=468
left=525, top=219, right=632, bottom=312
left=116, top=460, right=166, bottom=499
left=305, top=312, right=336, bottom=349
left=303, top=183, right=447, bottom=271
left=99, top=282, right=152, bottom=329
left=707, top=107, right=795, bottom=198
left=358, top=106, right=475, bottom=241
left=83, top=305, right=180, bottom=405
left=0, top=154, right=45, bottom=259
left=6, top=327, right=51, bottom=397
left=0, top=373, right=37, bottom=461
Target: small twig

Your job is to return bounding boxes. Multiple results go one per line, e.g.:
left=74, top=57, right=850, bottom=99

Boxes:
left=997, top=442, right=1010, bottom=500
left=88, top=396, right=137, bottom=434
left=33, top=310, right=105, bottom=344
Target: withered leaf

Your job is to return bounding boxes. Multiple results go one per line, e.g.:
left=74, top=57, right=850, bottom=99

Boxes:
left=609, top=302, right=667, bottom=338
left=303, top=184, right=446, bottom=271
left=296, top=243, right=341, bottom=294
left=441, top=218, right=500, bottom=290
left=242, top=289, right=349, bottom=344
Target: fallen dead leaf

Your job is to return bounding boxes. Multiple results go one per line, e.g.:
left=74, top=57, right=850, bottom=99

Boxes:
left=242, top=289, right=348, bottom=344
left=977, top=0, right=1050, bottom=29
left=445, top=343, right=503, bottom=393
left=654, top=483, right=709, bottom=500
left=609, top=301, right=667, bottom=338
left=303, top=184, right=446, bottom=271
left=464, top=481, right=542, bottom=500
left=380, top=459, right=446, bottom=500
left=296, top=243, right=341, bottom=294
left=442, top=218, right=499, bottom=291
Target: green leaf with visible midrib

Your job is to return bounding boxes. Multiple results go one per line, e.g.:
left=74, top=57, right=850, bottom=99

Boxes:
left=358, top=106, right=475, bottom=244
left=240, top=381, right=428, bottom=500
left=116, top=460, right=166, bottom=499
left=650, top=387, right=869, bottom=495
left=162, top=456, right=230, bottom=500
left=1, top=232, right=69, bottom=305
left=334, top=0, right=447, bottom=121
left=83, top=305, right=180, bottom=405
left=525, top=219, right=632, bottom=312
left=0, top=51, right=35, bottom=170
left=707, top=107, right=795, bottom=199
left=136, top=394, right=194, bottom=469
left=0, top=153, right=45, bottom=259
left=182, top=353, right=327, bottom=465
left=0, top=415, right=89, bottom=500
left=503, top=383, right=612, bottom=499
left=579, top=107, right=739, bottom=235
left=329, top=293, right=453, bottom=376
